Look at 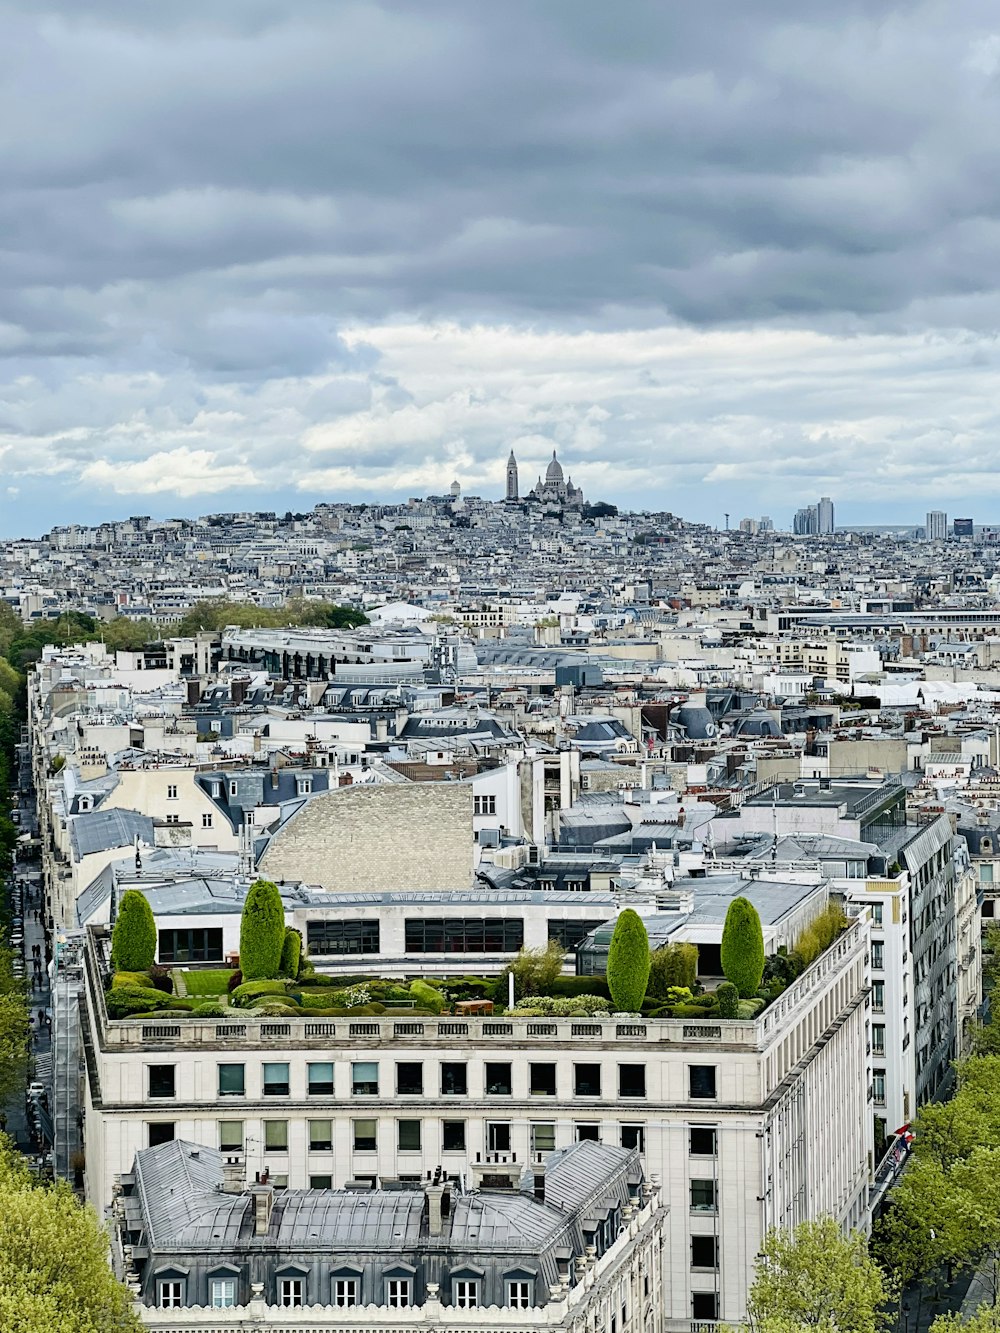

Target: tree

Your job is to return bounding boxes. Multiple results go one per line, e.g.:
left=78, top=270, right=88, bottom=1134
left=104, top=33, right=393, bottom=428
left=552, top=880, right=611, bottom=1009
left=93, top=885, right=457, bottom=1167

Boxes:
left=748, top=1217, right=893, bottom=1333
left=720, top=896, right=765, bottom=997
left=279, top=927, right=302, bottom=979
left=933, top=1307, right=1000, bottom=1333
left=110, top=890, right=157, bottom=972
left=647, top=941, right=698, bottom=997
left=500, top=940, right=565, bottom=1001
left=239, top=879, right=286, bottom=980
left=0, top=1137, right=140, bottom=1332
left=606, top=909, right=650, bottom=1012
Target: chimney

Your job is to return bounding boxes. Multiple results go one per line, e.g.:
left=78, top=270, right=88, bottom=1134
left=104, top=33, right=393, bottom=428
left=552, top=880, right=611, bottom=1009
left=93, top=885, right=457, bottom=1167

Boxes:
left=251, top=1182, right=274, bottom=1237
left=221, top=1156, right=245, bottom=1194
left=231, top=676, right=249, bottom=706
left=533, top=1162, right=546, bottom=1202
left=425, top=1182, right=445, bottom=1236
left=186, top=678, right=201, bottom=706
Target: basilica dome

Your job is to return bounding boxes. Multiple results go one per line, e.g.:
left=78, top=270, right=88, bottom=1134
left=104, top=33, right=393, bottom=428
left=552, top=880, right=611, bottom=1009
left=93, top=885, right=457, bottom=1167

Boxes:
left=545, top=450, right=564, bottom=483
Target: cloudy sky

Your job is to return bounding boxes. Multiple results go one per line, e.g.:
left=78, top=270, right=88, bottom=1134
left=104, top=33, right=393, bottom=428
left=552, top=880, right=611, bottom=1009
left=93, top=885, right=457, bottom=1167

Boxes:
left=2, top=1, right=1000, bottom=535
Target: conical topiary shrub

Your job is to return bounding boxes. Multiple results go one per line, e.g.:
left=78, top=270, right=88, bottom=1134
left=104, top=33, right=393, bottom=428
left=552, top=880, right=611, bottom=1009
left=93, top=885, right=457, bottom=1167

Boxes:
left=720, top=896, right=765, bottom=997
left=239, top=879, right=285, bottom=980
left=606, top=909, right=651, bottom=1012
left=110, top=889, right=157, bottom=972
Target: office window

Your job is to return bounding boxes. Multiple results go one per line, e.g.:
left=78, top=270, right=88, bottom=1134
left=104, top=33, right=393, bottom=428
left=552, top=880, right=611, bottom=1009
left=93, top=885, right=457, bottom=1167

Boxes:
left=398, top=1120, right=422, bottom=1152
left=442, top=1120, right=466, bottom=1152
left=689, top=1126, right=718, bottom=1156
left=148, top=1065, right=175, bottom=1099
left=508, top=1280, right=532, bottom=1308
left=202, top=813, right=213, bottom=829
left=531, top=1122, right=556, bottom=1154
left=167, top=784, right=178, bottom=800
left=872, top=902, right=884, bottom=926
left=487, top=1122, right=511, bottom=1152
left=691, top=1236, right=719, bottom=1269
left=210, top=1279, right=235, bottom=1309
left=334, top=1279, right=358, bottom=1307
left=279, top=1279, right=303, bottom=1308
left=441, top=1062, right=467, bottom=1095
left=872, top=941, right=885, bottom=970
left=310, top=1174, right=332, bottom=1189
left=575, top=1123, right=600, bottom=1142
left=548, top=919, right=609, bottom=950
left=308, top=1062, right=334, bottom=1095
left=689, top=1066, right=717, bottom=1099
left=147, top=1121, right=174, bottom=1147
left=263, top=1062, right=290, bottom=1096
left=264, top=1121, right=288, bottom=1152
left=486, top=1062, right=513, bottom=1095
left=692, top=1293, right=719, bottom=1321
left=353, top=1119, right=377, bottom=1152
left=872, top=1024, right=886, bottom=1056
left=872, top=981, right=885, bottom=1012
left=158, top=927, right=223, bottom=963
left=574, top=1063, right=601, bottom=1097
left=307, top=919, right=380, bottom=956
left=619, top=1064, right=646, bottom=1098
left=309, top=1119, right=333, bottom=1151
left=352, top=1062, right=378, bottom=1096
left=690, top=1179, right=717, bottom=1212
left=530, top=1063, right=557, bottom=1096
left=158, top=1281, right=183, bottom=1308
left=396, top=1062, right=423, bottom=1095
left=454, top=1280, right=480, bottom=1309
left=219, top=1121, right=243, bottom=1151
left=621, top=1124, right=645, bottom=1152
left=387, top=1278, right=411, bottom=1307
left=404, top=917, right=524, bottom=954
left=218, top=1064, right=245, bottom=1097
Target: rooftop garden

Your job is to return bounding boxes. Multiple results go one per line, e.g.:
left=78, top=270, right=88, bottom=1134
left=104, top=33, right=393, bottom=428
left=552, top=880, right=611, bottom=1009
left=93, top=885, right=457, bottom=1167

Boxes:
left=102, top=880, right=850, bottom=1021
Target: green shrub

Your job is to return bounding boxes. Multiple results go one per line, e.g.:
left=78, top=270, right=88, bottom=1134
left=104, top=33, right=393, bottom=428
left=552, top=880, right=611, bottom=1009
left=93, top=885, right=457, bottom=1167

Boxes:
left=687, top=992, right=719, bottom=1010
left=111, top=970, right=151, bottom=990
left=513, top=994, right=610, bottom=1017
left=546, top=975, right=612, bottom=1000
left=239, top=879, right=285, bottom=980
left=106, top=984, right=172, bottom=1019
left=647, top=941, right=699, bottom=997
left=231, top=980, right=288, bottom=1008
left=794, top=903, right=848, bottom=967
left=763, top=947, right=803, bottom=988
left=720, top=897, right=765, bottom=997
left=499, top=940, right=566, bottom=1001
left=672, top=1002, right=717, bottom=1018
left=194, top=1002, right=226, bottom=1017
left=738, top=998, right=765, bottom=1019
left=606, top=910, right=651, bottom=1012
left=279, top=927, right=303, bottom=979
left=717, top=981, right=739, bottom=1019
left=409, top=980, right=445, bottom=1013
left=110, top=890, right=157, bottom=972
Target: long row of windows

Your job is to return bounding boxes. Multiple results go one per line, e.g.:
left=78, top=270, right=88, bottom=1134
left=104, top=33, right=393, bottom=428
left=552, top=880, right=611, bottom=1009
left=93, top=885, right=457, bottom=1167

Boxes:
left=159, top=1273, right=527, bottom=1311
left=404, top=918, right=525, bottom=953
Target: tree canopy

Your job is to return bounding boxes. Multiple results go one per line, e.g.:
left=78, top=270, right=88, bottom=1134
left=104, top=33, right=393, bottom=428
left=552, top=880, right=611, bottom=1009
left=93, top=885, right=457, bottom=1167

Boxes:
left=110, top=891, right=157, bottom=973
left=720, top=896, right=765, bottom=997
left=239, top=879, right=286, bottom=980
left=606, top=909, right=650, bottom=1012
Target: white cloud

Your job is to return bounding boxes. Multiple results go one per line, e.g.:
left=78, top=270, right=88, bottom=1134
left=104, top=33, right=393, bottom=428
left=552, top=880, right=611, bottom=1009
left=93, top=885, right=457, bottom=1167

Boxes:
left=80, top=447, right=259, bottom=497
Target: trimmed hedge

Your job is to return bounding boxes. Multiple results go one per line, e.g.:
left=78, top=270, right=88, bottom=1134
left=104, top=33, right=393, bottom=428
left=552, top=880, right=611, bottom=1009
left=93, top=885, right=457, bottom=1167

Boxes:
left=717, top=981, right=739, bottom=1019
left=410, top=980, right=445, bottom=1013
left=110, top=890, right=157, bottom=972
left=280, top=927, right=303, bottom=979
left=720, top=896, right=765, bottom=997
left=231, top=980, right=287, bottom=1008
left=239, top=879, right=285, bottom=980
left=106, top=984, right=172, bottom=1019
left=606, top=910, right=651, bottom=1013
left=194, top=1002, right=226, bottom=1017
left=547, top=975, right=612, bottom=1000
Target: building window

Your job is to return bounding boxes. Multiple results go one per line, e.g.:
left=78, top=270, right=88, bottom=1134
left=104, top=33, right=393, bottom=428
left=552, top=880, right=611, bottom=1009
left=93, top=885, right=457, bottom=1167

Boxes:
left=621, top=1124, right=645, bottom=1152
left=575, top=1123, right=600, bottom=1142
left=486, top=1062, right=513, bottom=1095
left=158, top=927, right=223, bottom=963
left=310, top=1174, right=332, bottom=1188
left=443, top=1120, right=466, bottom=1152
left=530, top=1063, right=556, bottom=1096
left=691, top=1235, right=719, bottom=1269
left=164, top=814, right=180, bottom=825
left=473, top=795, right=497, bottom=816
left=334, top=1278, right=358, bottom=1307
left=508, top=1280, right=532, bottom=1308
left=387, top=1278, right=411, bottom=1307
left=148, top=1065, right=175, bottom=1099
left=352, top=1062, right=378, bottom=1096
left=872, top=1024, right=886, bottom=1056
left=218, top=1064, right=245, bottom=1097
left=307, top=919, right=380, bottom=956
left=167, top=785, right=178, bottom=800
left=219, top=1121, right=243, bottom=1151
left=210, top=1279, right=235, bottom=1309
left=148, top=1122, right=174, bottom=1147
left=873, top=1072, right=886, bottom=1106
left=308, top=1062, right=334, bottom=1096
left=872, top=902, right=884, bottom=926
left=487, top=1122, right=511, bottom=1152
left=872, top=941, right=885, bottom=970
left=531, top=1122, right=556, bottom=1154
left=454, top=1280, right=480, bottom=1309
left=264, top=1121, right=288, bottom=1152
left=279, top=1278, right=303, bottom=1308
left=690, top=1179, right=717, bottom=1212
left=398, top=1120, right=422, bottom=1152
left=619, top=1064, right=646, bottom=1098
left=309, top=1119, right=333, bottom=1151
left=263, top=1062, right=290, bottom=1096
left=692, top=1293, right=719, bottom=1321
left=574, top=1063, right=601, bottom=1097
left=404, top=917, right=524, bottom=954
left=981, top=864, right=995, bottom=884
left=202, top=813, right=213, bottom=828
left=689, top=1125, right=718, bottom=1156
left=547, top=919, right=608, bottom=950
left=441, top=1062, right=467, bottom=1095
left=229, top=781, right=238, bottom=798
left=397, top=1063, right=423, bottom=1095
left=872, top=982, right=885, bottom=1013
left=158, top=1280, right=183, bottom=1308
left=353, top=1119, right=377, bottom=1152
left=689, top=1066, right=717, bottom=1099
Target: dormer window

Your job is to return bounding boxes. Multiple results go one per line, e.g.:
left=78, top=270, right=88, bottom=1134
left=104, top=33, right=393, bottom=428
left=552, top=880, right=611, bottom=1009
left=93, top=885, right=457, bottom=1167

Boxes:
left=229, top=781, right=238, bottom=798
left=297, top=777, right=312, bottom=796
left=78, top=795, right=93, bottom=813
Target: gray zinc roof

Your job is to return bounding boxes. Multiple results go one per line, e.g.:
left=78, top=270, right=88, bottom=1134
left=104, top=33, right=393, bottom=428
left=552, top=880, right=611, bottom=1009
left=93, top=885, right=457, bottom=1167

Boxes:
left=69, top=808, right=155, bottom=862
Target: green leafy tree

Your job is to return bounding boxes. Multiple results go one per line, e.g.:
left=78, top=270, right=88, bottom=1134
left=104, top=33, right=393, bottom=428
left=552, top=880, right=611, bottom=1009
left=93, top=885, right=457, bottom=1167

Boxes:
left=720, top=896, right=765, bottom=997
left=0, top=1136, right=140, bottom=1332
left=933, top=1306, right=1000, bottom=1333
left=748, top=1217, right=893, bottom=1333
left=647, top=941, right=698, bottom=997
left=606, top=909, right=650, bottom=1012
left=239, top=879, right=286, bottom=980
left=499, top=940, right=566, bottom=1001
left=279, top=927, right=302, bottom=979
left=110, top=890, right=157, bottom=972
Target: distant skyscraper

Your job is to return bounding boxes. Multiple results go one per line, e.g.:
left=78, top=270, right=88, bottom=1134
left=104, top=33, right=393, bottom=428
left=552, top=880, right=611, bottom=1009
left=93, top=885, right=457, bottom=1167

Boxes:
left=926, top=510, right=947, bottom=541
left=954, top=518, right=974, bottom=538
left=794, top=505, right=819, bottom=535
left=506, top=450, right=519, bottom=501
left=817, top=496, right=835, bottom=534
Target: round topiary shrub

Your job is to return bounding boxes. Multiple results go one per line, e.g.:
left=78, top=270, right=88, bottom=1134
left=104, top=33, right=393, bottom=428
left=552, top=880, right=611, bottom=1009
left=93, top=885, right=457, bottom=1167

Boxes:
left=717, top=981, right=739, bottom=1019
left=279, top=927, right=302, bottom=979
left=194, top=1002, right=226, bottom=1017
left=239, top=879, right=285, bottom=980
left=720, top=896, right=765, bottom=998
left=606, top=909, right=651, bottom=1013
left=110, top=890, right=157, bottom=972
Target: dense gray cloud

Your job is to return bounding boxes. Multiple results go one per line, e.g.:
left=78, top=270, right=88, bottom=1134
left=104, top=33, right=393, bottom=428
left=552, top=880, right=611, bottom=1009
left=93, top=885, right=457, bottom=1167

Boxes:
left=2, top=0, right=1000, bottom=530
